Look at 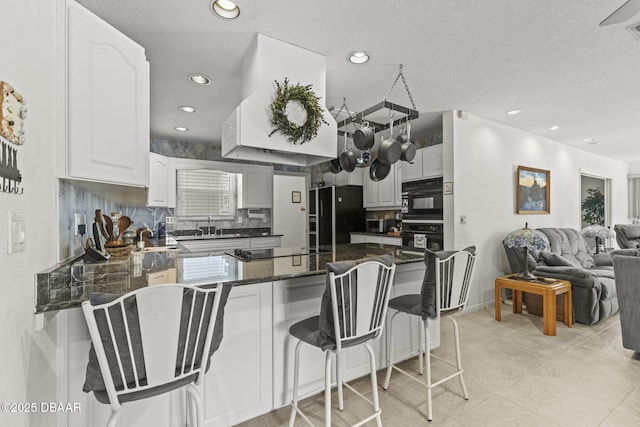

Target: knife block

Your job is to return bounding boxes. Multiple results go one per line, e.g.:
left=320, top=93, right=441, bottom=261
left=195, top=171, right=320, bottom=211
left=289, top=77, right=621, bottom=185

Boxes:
left=104, top=241, right=132, bottom=257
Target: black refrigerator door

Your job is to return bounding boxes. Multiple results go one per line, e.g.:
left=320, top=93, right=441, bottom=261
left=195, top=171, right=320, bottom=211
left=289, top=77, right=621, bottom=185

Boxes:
left=318, top=187, right=333, bottom=249
left=334, top=186, right=365, bottom=244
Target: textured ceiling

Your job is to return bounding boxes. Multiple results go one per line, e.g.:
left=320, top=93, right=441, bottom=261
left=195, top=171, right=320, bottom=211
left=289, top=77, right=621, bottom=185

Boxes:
left=77, top=0, right=640, bottom=164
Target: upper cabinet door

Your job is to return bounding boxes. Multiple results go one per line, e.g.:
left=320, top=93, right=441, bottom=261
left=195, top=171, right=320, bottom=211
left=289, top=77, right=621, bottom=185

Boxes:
left=422, top=144, right=443, bottom=178
left=67, top=4, right=150, bottom=187
left=242, top=164, right=274, bottom=208
left=147, top=153, right=175, bottom=207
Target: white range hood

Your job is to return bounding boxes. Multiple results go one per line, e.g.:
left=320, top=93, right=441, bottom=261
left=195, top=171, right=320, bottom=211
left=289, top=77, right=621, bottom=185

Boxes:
left=221, top=34, right=337, bottom=166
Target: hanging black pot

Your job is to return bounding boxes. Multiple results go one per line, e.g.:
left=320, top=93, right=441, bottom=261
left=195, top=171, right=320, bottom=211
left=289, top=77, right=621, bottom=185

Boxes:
left=338, top=133, right=356, bottom=172
left=340, top=150, right=356, bottom=172
left=399, top=123, right=416, bottom=162
left=369, top=159, right=391, bottom=182
left=328, top=158, right=342, bottom=174
left=352, top=122, right=375, bottom=150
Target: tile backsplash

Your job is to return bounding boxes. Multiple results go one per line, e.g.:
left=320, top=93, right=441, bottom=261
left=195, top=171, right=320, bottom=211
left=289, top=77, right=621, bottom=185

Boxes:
left=58, top=180, right=171, bottom=262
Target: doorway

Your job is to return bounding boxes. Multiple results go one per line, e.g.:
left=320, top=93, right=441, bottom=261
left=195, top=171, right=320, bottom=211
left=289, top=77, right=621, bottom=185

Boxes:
left=273, top=173, right=308, bottom=250
left=580, top=173, right=612, bottom=250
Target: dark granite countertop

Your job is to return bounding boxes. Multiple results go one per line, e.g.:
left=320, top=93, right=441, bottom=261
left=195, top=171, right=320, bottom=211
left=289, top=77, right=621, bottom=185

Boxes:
left=35, top=243, right=423, bottom=313
left=350, top=232, right=402, bottom=237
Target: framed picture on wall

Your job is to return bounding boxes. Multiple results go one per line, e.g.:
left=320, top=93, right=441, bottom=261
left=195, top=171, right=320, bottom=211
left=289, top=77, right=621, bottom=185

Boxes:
left=292, top=191, right=301, bottom=203
left=516, top=165, right=550, bottom=214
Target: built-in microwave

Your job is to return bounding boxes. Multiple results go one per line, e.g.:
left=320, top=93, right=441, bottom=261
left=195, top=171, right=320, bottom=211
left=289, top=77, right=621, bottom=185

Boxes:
left=401, top=177, right=443, bottom=220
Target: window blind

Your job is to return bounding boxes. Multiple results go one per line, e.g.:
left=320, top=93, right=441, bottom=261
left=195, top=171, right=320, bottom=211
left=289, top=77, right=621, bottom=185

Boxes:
left=629, top=176, right=640, bottom=219
left=176, top=169, right=236, bottom=217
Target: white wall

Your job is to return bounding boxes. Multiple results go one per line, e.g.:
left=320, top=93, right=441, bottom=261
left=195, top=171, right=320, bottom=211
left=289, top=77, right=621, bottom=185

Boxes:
left=0, top=1, right=60, bottom=426
left=444, top=111, right=629, bottom=311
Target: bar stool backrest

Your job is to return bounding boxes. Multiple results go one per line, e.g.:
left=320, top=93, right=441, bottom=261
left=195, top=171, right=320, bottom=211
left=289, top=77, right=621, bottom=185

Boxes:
left=81, top=283, right=226, bottom=411
left=436, top=250, right=476, bottom=317
left=329, top=260, right=396, bottom=351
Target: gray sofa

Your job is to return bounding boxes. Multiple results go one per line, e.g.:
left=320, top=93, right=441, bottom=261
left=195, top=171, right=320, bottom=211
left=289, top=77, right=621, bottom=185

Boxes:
left=503, top=227, right=619, bottom=325
left=614, top=224, right=640, bottom=249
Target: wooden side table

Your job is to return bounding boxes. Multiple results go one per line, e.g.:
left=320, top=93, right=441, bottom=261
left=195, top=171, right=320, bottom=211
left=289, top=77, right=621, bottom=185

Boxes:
left=495, top=275, right=572, bottom=336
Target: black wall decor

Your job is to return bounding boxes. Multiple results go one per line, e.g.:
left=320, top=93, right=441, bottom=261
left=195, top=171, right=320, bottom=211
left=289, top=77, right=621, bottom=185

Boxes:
left=1, top=141, right=22, bottom=194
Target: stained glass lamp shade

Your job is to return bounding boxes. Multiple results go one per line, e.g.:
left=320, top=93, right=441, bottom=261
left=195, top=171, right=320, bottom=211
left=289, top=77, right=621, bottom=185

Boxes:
left=581, top=225, right=615, bottom=254
left=504, top=224, right=549, bottom=278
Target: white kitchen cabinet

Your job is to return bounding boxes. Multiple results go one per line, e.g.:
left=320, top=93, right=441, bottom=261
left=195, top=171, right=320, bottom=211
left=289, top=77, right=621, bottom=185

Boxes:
left=202, top=282, right=273, bottom=426
left=401, top=144, right=443, bottom=182
left=350, top=233, right=367, bottom=244
left=241, top=164, right=274, bottom=208
left=272, top=275, right=333, bottom=408
left=178, top=236, right=281, bottom=253
left=179, top=238, right=251, bottom=253
left=363, top=163, right=402, bottom=209
left=250, top=236, right=282, bottom=249
left=147, top=153, right=175, bottom=207
left=323, top=167, right=363, bottom=187
left=350, top=233, right=402, bottom=246
left=66, top=2, right=150, bottom=187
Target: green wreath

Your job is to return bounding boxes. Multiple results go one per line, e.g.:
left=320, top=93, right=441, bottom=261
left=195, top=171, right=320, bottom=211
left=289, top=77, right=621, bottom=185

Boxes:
left=269, top=78, right=327, bottom=145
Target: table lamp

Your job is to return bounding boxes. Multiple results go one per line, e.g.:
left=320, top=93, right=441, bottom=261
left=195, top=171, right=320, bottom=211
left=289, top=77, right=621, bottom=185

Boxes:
left=580, top=225, right=615, bottom=254
left=504, top=223, right=549, bottom=279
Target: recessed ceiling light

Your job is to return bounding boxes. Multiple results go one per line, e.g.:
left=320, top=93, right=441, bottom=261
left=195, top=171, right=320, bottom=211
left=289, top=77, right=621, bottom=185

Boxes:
left=583, top=138, right=597, bottom=144
left=174, top=126, right=189, bottom=132
left=549, top=125, right=562, bottom=130
left=211, top=0, right=240, bottom=19
left=179, top=106, right=198, bottom=113
left=348, top=51, right=370, bottom=64
left=188, top=74, right=211, bottom=85
left=506, top=109, right=523, bottom=115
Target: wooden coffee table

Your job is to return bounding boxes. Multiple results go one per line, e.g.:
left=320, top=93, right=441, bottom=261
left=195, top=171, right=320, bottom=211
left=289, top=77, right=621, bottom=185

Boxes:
left=495, top=275, right=572, bottom=336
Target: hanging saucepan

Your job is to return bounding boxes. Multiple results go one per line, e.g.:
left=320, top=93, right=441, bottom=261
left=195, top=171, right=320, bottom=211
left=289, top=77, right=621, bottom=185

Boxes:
left=369, top=158, right=391, bottom=182
left=378, top=115, right=402, bottom=165
left=352, top=121, right=375, bottom=151
left=328, top=158, right=342, bottom=174
left=399, top=123, right=416, bottom=162
left=339, top=133, right=356, bottom=172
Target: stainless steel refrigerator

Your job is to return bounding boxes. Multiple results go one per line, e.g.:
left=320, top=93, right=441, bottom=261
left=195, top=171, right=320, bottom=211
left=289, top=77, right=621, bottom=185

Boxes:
left=308, top=185, right=365, bottom=252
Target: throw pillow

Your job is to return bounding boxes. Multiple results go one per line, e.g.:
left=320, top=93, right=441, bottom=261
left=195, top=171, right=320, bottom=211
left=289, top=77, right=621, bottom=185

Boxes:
left=421, top=246, right=476, bottom=320
left=318, top=254, right=394, bottom=350
left=541, top=251, right=575, bottom=267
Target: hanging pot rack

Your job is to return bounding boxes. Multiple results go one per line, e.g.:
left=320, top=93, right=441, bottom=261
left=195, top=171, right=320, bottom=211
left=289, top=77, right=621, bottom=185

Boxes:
left=336, top=65, right=419, bottom=138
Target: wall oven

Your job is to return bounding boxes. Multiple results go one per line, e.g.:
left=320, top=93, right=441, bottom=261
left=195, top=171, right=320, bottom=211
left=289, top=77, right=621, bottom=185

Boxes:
left=401, top=177, right=443, bottom=220
left=402, top=220, right=444, bottom=253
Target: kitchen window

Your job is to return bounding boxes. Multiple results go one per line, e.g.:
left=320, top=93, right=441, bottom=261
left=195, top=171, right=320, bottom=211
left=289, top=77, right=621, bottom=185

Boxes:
left=176, top=169, right=238, bottom=217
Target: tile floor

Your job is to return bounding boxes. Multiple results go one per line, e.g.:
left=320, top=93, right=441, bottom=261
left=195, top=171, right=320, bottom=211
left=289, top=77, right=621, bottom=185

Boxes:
left=237, top=304, right=640, bottom=426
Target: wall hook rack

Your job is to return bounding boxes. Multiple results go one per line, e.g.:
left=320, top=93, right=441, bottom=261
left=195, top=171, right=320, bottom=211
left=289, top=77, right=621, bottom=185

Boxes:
left=1, top=141, right=23, bottom=195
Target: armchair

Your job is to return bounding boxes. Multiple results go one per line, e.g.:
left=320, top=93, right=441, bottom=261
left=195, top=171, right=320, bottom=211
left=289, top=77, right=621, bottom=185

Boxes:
left=612, top=255, right=640, bottom=353
left=614, top=224, right=640, bottom=249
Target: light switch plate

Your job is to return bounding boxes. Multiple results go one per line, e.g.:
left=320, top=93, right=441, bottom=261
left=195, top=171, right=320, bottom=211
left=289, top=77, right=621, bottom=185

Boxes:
left=8, top=211, right=26, bottom=253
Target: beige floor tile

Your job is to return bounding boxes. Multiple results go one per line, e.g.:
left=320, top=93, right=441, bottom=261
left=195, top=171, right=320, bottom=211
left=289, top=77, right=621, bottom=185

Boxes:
left=452, top=394, right=560, bottom=427
left=239, top=311, right=636, bottom=427
left=498, top=357, right=635, bottom=427
left=598, top=405, right=640, bottom=427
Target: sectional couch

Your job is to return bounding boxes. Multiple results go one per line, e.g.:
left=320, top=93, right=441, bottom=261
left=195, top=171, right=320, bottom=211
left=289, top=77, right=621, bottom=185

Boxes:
left=503, top=227, right=619, bottom=325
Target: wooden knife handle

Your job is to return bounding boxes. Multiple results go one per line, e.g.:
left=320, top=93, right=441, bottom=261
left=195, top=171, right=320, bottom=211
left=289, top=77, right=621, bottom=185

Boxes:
left=95, top=209, right=109, bottom=239
left=103, top=214, right=114, bottom=241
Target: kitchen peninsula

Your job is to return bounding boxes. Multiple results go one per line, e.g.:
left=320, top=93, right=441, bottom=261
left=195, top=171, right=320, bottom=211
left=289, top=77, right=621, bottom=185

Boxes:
left=37, top=243, right=435, bottom=426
